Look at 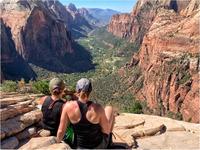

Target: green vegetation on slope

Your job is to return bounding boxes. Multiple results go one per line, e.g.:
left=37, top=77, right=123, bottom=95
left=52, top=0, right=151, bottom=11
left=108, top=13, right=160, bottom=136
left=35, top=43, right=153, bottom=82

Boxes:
left=0, top=80, right=18, bottom=92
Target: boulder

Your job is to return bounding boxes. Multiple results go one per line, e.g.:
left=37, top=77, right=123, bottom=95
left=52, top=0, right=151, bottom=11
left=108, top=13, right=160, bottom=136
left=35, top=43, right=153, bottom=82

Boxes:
left=37, top=129, right=51, bottom=137
left=0, top=96, right=31, bottom=108
left=1, top=110, right=42, bottom=140
left=0, top=100, right=34, bottom=121
left=19, top=136, right=70, bottom=150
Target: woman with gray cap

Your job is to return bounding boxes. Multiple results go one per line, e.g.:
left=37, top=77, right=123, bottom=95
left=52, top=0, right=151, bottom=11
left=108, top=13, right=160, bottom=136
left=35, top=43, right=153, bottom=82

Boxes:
left=56, top=78, right=115, bottom=149
left=39, top=78, right=65, bottom=136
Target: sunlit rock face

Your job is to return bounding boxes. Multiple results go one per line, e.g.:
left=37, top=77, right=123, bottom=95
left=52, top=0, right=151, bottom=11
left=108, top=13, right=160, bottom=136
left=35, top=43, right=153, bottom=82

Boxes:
left=109, top=0, right=200, bottom=123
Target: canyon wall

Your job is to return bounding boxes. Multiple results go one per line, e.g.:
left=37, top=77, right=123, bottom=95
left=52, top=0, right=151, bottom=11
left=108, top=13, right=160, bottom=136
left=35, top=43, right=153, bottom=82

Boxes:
left=109, top=0, right=200, bottom=123
left=0, top=0, right=74, bottom=79
left=1, top=19, right=36, bottom=81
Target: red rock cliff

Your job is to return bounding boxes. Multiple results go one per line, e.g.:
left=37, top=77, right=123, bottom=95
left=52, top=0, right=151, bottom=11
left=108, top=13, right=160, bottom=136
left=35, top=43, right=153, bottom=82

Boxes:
left=109, top=0, right=200, bottom=123
left=0, top=0, right=73, bottom=72
left=1, top=19, right=36, bottom=81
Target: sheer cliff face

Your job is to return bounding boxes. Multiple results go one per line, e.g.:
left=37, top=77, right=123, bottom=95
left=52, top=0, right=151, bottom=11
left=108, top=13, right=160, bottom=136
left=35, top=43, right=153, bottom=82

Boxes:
left=109, top=0, right=200, bottom=123
left=136, top=6, right=199, bottom=123
left=0, top=0, right=73, bottom=73
left=1, top=19, right=36, bottom=81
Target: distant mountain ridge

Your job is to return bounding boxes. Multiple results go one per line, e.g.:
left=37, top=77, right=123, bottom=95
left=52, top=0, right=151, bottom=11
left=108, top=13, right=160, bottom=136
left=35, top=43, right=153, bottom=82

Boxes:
left=66, top=3, right=121, bottom=26
left=87, top=8, right=120, bottom=25
left=46, top=2, right=121, bottom=38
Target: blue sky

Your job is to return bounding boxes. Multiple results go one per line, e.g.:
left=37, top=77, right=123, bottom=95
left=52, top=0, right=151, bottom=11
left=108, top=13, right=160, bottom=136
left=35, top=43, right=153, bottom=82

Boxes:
left=59, top=0, right=137, bottom=12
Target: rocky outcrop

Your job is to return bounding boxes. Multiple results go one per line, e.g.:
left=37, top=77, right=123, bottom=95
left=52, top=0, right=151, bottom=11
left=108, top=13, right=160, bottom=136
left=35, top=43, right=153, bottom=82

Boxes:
left=0, top=92, right=43, bottom=148
left=113, top=113, right=200, bottom=149
left=110, top=0, right=200, bottom=123
left=0, top=19, right=36, bottom=81
left=19, top=136, right=70, bottom=150
left=19, top=112, right=200, bottom=149
left=0, top=0, right=74, bottom=74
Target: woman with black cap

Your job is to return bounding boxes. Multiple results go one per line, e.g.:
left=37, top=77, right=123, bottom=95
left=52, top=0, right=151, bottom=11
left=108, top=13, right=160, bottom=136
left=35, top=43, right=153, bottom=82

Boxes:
left=56, top=78, right=115, bottom=149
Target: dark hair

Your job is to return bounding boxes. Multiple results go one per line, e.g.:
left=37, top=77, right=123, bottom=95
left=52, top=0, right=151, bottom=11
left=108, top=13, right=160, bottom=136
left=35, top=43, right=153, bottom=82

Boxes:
left=52, top=87, right=62, bottom=96
left=78, top=91, right=91, bottom=100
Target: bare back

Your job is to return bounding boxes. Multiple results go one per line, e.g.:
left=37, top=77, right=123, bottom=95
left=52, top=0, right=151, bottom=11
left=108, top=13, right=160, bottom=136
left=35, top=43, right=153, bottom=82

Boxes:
left=66, top=101, right=101, bottom=124
left=57, top=99, right=113, bottom=144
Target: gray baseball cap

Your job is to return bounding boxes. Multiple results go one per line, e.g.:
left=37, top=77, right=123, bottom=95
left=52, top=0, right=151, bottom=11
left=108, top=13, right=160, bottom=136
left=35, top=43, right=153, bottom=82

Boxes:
left=76, top=78, right=92, bottom=93
left=49, top=78, right=65, bottom=93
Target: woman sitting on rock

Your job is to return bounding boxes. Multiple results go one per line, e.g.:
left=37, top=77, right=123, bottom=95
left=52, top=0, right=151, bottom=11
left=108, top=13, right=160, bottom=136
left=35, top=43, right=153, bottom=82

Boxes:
left=56, top=78, right=115, bottom=149
left=38, top=78, right=66, bottom=136
left=37, top=78, right=75, bottom=146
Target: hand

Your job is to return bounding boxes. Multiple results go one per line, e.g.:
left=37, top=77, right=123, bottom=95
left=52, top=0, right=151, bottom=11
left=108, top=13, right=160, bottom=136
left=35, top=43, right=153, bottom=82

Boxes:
left=51, top=136, right=59, bottom=144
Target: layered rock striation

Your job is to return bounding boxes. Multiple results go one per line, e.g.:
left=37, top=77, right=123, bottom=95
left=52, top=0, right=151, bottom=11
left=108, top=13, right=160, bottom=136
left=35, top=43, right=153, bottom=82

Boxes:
left=0, top=92, right=43, bottom=149
left=109, top=0, right=200, bottom=123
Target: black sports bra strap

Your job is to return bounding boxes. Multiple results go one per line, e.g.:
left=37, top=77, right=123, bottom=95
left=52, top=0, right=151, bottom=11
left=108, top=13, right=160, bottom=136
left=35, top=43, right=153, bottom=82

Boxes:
left=45, top=97, right=64, bottom=109
left=86, top=101, right=93, bottom=107
left=77, top=100, right=93, bottom=115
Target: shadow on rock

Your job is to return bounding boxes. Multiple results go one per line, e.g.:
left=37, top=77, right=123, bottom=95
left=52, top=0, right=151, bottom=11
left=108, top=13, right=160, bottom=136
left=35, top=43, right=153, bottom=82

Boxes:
left=109, top=142, right=130, bottom=149
left=29, top=41, right=96, bottom=73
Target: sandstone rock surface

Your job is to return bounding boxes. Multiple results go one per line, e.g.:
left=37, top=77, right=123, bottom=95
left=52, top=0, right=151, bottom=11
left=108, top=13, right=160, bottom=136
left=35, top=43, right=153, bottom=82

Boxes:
left=19, top=136, right=70, bottom=150
left=15, top=127, right=37, bottom=141
left=113, top=113, right=200, bottom=149
left=1, top=110, right=42, bottom=139
left=0, top=92, right=43, bottom=148
left=20, top=113, right=200, bottom=149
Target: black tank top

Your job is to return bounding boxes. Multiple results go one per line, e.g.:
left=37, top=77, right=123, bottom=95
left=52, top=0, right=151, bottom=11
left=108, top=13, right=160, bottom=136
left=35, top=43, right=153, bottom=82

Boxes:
left=41, top=96, right=65, bottom=136
left=72, top=100, right=103, bottom=148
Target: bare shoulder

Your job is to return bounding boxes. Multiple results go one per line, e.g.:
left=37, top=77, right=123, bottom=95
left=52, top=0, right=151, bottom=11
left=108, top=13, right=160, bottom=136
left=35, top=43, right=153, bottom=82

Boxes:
left=63, top=101, right=77, bottom=112
left=90, top=102, right=104, bottom=112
